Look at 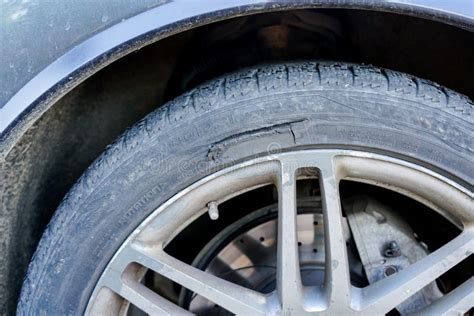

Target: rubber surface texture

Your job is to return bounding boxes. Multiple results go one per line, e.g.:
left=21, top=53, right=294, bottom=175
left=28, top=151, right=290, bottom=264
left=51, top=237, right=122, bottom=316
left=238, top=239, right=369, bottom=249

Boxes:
left=17, top=62, right=473, bottom=314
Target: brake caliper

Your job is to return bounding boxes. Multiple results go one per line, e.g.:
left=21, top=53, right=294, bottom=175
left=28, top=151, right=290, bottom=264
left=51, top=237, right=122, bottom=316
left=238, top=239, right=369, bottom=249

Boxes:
left=345, top=196, right=443, bottom=314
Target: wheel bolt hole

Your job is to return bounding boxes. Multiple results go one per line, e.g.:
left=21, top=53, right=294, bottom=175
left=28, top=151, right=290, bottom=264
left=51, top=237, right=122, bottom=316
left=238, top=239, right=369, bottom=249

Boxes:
left=259, top=237, right=265, bottom=242
left=298, top=242, right=302, bottom=246
left=313, top=248, right=318, bottom=253
left=313, top=221, right=318, bottom=225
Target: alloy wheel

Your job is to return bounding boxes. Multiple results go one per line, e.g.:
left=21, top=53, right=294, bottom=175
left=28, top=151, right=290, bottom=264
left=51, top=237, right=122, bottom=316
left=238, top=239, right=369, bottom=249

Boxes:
left=86, top=149, right=473, bottom=315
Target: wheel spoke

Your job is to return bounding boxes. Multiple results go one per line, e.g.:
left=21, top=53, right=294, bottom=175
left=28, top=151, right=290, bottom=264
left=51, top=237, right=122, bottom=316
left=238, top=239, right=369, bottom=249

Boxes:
left=418, top=277, right=474, bottom=315
left=125, top=245, right=269, bottom=315
left=360, top=231, right=474, bottom=313
left=318, top=154, right=352, bottom=311
left=103, top=268, right=192, bottom=315
left=276, top=159, right=304, bottom=312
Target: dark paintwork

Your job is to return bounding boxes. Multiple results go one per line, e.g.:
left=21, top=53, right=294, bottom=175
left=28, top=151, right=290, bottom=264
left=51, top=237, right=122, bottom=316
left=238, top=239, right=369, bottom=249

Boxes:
left=0, top=0, right=473, bottom=157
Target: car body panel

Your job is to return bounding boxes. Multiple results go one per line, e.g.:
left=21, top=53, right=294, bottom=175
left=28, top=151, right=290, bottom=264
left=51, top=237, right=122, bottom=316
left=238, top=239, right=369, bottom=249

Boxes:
left=0, top=0, right=473, bottom=158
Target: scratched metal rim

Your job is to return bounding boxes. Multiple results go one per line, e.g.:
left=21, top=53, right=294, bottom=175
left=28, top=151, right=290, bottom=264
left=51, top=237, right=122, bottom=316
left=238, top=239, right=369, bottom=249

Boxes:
left=85, top=149, right=473, bottom=315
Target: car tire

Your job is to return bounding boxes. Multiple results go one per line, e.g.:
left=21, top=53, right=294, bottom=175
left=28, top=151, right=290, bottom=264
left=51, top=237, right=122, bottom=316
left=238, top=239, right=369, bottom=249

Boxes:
left=17, top=62, right=473, bottom=314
